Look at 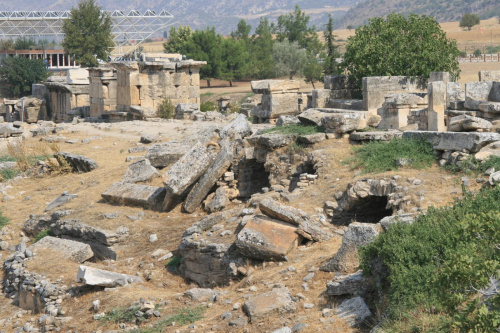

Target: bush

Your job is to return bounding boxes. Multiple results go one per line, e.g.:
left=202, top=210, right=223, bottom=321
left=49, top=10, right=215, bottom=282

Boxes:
left=99, top=306, right=141, bottom=324
left=445, top=155, right=500, bottom=175
left=129, top=306, right=206, bottom=333
left=350, top=137, right=435, bottom=173
left=34, top=229, right=52, bottom=242
left=473, top=49, right=482, bottom=57
left=157, top=98, right=175, bottom=119
left=261, top=124, right=323, bottom=136
left=360, top=186, right=500, bottom=330
left=0, top=168, right=20, bottom=181
left=0, top=57, right=48, bottom=97
left=200, top=101, right=217, bottom=112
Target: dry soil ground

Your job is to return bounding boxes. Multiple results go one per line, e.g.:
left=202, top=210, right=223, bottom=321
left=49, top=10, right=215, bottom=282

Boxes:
left=0, top=119, right=477, bottom=333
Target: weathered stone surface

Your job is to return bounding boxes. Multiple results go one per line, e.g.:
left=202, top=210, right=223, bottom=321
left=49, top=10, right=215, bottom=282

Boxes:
left=430, top=72, right=450, bottom=82
left=246, top=133, right=296, bottom=150
left=447, top=82, right=465, bottom=108
left=162, top=141, right=216, bottom=211
left=326, top=271, right=371, bottom=296
left=349, top=131, right=402, bottom=142
left=77, top=265, right=142, bottom=287
left=479, top=70, right=500, bottom=82
left=403, top=131, right=500, bottom=153
left=475, top=141, right=500, bottom=161
left=489, top=82, right=500, bottom=102
left=259, top=199, right=310, bottom=226
left=184, top=288, right=216, bottom=301
left=243, top=288, right=296, bottom=322
left=205, top=187, right=227, bottom=213
left=428, top=81, right=446, bottom=131
left=55, top=152, right=98, bottom=172
left=322, top=113, right=366, bottom=134
left=379, top=214, right=415, bottom=231
left=235, top=215, right=299, bottom=261
left=321, top=222, right=382, bottom=273
left=183, top=208, right=242, bottom=237
left=101, top=182, right=166, bottom=210
left=336, top=296, right=371, bottom=327
left=140, top=134, right=158, bottom=144
left=175, top=103, right=199, bottom=119
left=145, top=141, right=193, bottom=168
left=276, top=115, right=301, bottom=127
left=478, top=101, right=500, bottom=113
left=122, top=158, right=159, bottom=183
left=29, top=236, right=93, bottom=263
left=44, top=192, right=77, bottom=212
left=448, top=115, right=492, bottom=132
left=219, top=114, right=252, bottom=139
left=251, top=80, right=300, bottom=94
left=52, top=219, right=128, bottom=246
left=297, top=133, right=326, bottom=144
left=0, top=124, right=24, bottom=138
left=324, top=75, right=357, bottom=90
left=465, top=82, right=493, bottom=102
left=383, top=93, right=427, bottom=108
left=183, top=141, right=235, bottom=213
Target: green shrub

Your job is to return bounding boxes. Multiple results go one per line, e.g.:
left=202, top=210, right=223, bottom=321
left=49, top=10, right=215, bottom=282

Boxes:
left=473, top=49, right=482, bottom=57
left=0, top=210, right=9, bottom=230
left=99, top=306, right=141, bottom=324
left=0, top=168, right=20, bottom=181
left=34, top=229, right=52, bottom=242
left=129, top=306, right=206, bottom=333
left=350, top=137, right=435, bottom=173
left=157, top=98, right=175, bottom=119
left=444, top=155, right=500, bottom=175
left=200, top=101, right=217, bottom=112
left=261, top=124, right=323, bottom=136
left=360, top=186, right=500, bottom=330
left=165, top=256, right=181, bottom=269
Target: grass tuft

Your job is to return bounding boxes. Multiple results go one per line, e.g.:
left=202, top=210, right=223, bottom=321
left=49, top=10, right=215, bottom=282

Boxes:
left=33, top=229, right=52, bottom=242
left=0, top=210, right=9, bottom=230
left=99, top=306, right=141, bottom=324
left=350, top=137, right=435, bottom=173
left=129, top=306, right=206, bottom=333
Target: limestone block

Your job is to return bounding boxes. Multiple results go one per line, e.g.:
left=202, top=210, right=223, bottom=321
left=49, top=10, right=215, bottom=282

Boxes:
left=321, top=113, right=366, bottom=134
left=122, top=158, right=159, bottom=183
left=403, top=131, right=500, bottom=153
left=377, top=107, right=411, bottom=129
left=448, top=115, right=492, bottom=132
left=363, top=76, right=426, bottom=92
left=220, top=114, right=253, bottom=139
left=259, top=198, right=310, bottom=226
left=77, top=265, right=142, bottom=287
left=246, top=133, right=296, bottom=150
left=429, top=72, right=450, bottom=82
left=479, top=70, right=500, bottom=82
left=326, top=271, right=371, bottom=296
left=474, top=141, right=500, bottom=161
left=145, top=142, right=193, bottom=168
left=183, top=140, right=235, bottom=213
left=75, top=94, right=89, bottom=107
left=190, top=73, right=200, bottom=86
left=251, top=80, right=300, bottom=94
left=101, top=182, right=166, bottom=210
left=29, top=236, right=93, bottom=263
left=172, top=73, right=190, bottom=86
left=489, top=82, right=500, bottom=102
left=428, top=81, right=447, bottom=131
left=311, top=89, right=330, bottom=108
left=67, top=68, right=89, bottom=85
left=55, top=152, right=98, bottom=172
left=297, top=133, right=326, bottom=144
left=188, top=86, right=200, bottom=99
left=383, top=93, right=427, bottom=108
left=350, top=130, right=402, bottom=141
left=235, top=215, right=299, bottom=261
left=447, top=82, right=465, bottom=107
left=321, top=222, right=382, bottom=273
left=243, top=288, right=296, bottom=322
left=162, top=142, right=216, bottom=211
left=465, top=82, right=493, bottom=101
left=336, top=297, right=372, bottom=327
left=184, top=288, right=217, bottom=301
left=276, top=115, right=301, bottom=127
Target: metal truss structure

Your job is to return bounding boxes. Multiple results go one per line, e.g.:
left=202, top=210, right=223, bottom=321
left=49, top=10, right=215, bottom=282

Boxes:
left=0, top=10, right=174, bottom=52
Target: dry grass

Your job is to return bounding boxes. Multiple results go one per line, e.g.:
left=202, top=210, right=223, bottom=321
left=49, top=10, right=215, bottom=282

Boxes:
left=24, top=248, right=81, bottom=287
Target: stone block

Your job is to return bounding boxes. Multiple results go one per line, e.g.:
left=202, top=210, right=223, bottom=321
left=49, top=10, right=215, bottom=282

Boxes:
left=276, top=115, right=301, bottom=127
left=350, top=130, right=402, bottom=141
left=183, top=140, right=235, bottom=213
left=429, top=72, right=450, bottom=82
left=77, top=265, right=142, bottom=287
left=447, top=82, right=465, bottom=107
left=465, top=82, right=493, bottom=101
left=297, top=133, right=326, bottom=144
left=321, top=113, right=366, bottom=134
left=251, top=80, right=300, bottom=94
left=122, top=158, right=159, bottom=183
left=55, top=152, right=98, bottom=173
left=403, top=131, right=500, bottom=153
left=259, top=199, right=310, bottom=226
left=163, top=142, right=216, bottom=211
left=101, top=182, right=166, bottom=210
left=448, top=115, right=492, bottom=132
left=246, top=133, right=296, bottom=150
left=311, top=89, right=330, bottom=108
left=479, top=70, right=500, bottom=82
left=324, top=75, right=357, bottom=90
left=428, top=81, right=447, bottom=131
left=67, top=68, right=89, bottom=85
left=145, top=142, right=193, bottom=168
left=489, top=82, right=500, bottom=102
left=336, top=296, right=371, bottom=327
left=219, top=114, right=253, bottom=139
left=235, top=215, right=300, bottom=261
left=29, top=236, right=93, bottom=263
left=243, top=288, right=296, bottom=322
left=326, top=271, right=371, bottom=296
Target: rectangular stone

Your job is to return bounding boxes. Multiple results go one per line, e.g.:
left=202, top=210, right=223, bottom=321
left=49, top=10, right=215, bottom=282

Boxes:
left=251, top=80, right=300, bottom=94
left=428, top=81, right=446, bottom=131
left=402, top=131, right=500, bottom=153
left=479, top=70, right=500, bottom=82
left=29, top=236, right=93, bottom=263
left=465, top=82, right=493, bottom=101
left=101, top=182, right=166, bottom=210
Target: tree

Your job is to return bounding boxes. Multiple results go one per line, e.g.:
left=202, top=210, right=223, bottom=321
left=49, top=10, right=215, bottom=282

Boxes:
left=183, top=27, right=222, bottom=87
left=61, top=0, right=114, bottom=68
left=14, top=37, right=35, bottom=50
left=0, top=40, right=14, bottom=50
left=249, top=18, right=275, bottom=79
left=231, top=19, right=251, bottom=42
left=342, top=13, right=460, bottom=88
left=324, top=14, right=340, bottom=76
left=304, top=52, right=323, bottom=88
left=163, top=25, right=193, bottom=54
left=459, top=13, right=480, bottom=31
left=273, top=40, right=307, bottom=79
left=347, top=25, right=354, bottom=31
left=274, top=5, right=321, bottom=54
left=220, top=38, right=249, bottom=86
left=0, top=57, right=48, bottom=97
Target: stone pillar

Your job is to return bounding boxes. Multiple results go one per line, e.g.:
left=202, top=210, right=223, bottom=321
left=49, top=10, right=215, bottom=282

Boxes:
left=430, top=72, right=450, bottom=82
left=428, top=81, right=446, bottom=131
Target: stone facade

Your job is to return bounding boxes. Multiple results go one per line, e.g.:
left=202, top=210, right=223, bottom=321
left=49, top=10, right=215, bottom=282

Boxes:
left=110, top=60, right=206, bottom=119
left=88, top=67, right=117, bottom=118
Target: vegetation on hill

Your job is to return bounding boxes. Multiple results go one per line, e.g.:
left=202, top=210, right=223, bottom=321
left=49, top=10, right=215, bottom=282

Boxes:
left=340, top=0, right=500, bottom=28
left=361, top=185, right=500, bottom=331
left=459, top=13, right=481, bottom=31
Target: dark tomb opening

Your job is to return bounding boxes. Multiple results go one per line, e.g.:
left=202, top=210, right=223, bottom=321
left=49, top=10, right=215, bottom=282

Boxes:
left=236, top=160, right=270, bottom=199
left=333, top=195, right=393, bottom=225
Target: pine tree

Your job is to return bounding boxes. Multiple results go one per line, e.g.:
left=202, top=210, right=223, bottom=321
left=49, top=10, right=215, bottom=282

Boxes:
left=324, top=14, right=340, bottom=76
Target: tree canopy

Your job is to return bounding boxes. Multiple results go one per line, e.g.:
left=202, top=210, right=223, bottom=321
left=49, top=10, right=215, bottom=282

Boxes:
left=163, top=25, right=193, bottom=54
left=0, top=57, right=48, bottom=97
left=62, top=0, right=114, bottom=67
left=274, top=5, right=321, bottom=54
left=272, top=40, right=307, bottom=79
left=342, top=13, right=460, bottom=87
left=459, top=13, right=480, bottom=31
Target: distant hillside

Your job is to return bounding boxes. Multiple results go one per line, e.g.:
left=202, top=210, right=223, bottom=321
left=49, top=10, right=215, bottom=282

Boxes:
left=0, top=0, right=356, bottom=35
left=340, top=0, right=500, bottom=28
